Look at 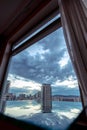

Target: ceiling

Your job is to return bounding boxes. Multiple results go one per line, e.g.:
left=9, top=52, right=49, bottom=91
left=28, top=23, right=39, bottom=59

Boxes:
left=0, top=0, right=59, bottom=45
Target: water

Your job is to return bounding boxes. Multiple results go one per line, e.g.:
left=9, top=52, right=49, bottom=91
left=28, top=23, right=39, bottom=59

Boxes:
left=5, top=100, right=41, bottom=117
left=5, top=100, right=82, bottom=130
left=53, top=101, right=82, bottom=113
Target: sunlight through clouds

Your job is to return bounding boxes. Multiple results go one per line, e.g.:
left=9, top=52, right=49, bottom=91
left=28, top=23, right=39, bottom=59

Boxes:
left=8, top=74, right=41, bottom=91
left=53, top=76, right=78, bottom=88
left=58, top=51, right=70, bottom=68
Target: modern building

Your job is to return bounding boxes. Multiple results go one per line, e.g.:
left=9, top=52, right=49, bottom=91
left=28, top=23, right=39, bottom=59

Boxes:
left=0, top=80, right=10, bottom=113
left=6, top=93, right=16, bottom=101
left=41, top=84, right=52, bottom=113
left=18, top=94, right=26, bottom=100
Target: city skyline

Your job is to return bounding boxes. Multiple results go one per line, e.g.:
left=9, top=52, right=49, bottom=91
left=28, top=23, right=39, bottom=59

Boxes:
left=7, top=74, right=80, bottom=96
left=5, top=80, right=81, bottom=102
left=6, top=91, right=81, bottom=102
left=4, top=82, right=81, bottom=114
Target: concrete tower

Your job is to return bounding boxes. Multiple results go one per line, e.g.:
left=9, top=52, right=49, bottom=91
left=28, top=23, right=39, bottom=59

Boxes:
left=41, top=84, right=52, bottom=113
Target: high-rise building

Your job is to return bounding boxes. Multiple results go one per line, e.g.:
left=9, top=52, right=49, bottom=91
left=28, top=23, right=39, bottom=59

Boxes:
left=41, top=84, right=52, bottom=113
left=0, top=80, right=10, bottom=113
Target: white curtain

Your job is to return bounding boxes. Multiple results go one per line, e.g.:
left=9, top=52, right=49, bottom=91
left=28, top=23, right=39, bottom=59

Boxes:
left=59, top=0, right=87, bottom=107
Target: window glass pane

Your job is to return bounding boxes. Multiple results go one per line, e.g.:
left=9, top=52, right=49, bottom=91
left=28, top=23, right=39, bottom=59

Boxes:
left=4, top=27, right=82, bottom=130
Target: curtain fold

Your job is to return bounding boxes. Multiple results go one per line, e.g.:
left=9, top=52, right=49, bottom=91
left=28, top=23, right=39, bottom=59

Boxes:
left=59, top=0, right=87, bottom=107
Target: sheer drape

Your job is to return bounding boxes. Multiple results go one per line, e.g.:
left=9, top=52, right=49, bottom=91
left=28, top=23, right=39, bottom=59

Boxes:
left=59, top=0, right=87, bottom=107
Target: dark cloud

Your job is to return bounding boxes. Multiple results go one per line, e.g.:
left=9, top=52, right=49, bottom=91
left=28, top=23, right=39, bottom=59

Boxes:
left=9, top=28, right=77, bottom=84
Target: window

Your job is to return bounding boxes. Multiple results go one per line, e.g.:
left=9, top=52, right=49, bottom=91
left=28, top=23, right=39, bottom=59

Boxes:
left=4, top=27, right=82, bottom=130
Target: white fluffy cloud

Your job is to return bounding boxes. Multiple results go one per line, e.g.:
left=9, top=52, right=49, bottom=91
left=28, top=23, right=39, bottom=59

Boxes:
left=53, top=76, right=78, bottom=88
left=8, top=74, right=41, bottom=91
left=58, top=51, right=70, bottom=68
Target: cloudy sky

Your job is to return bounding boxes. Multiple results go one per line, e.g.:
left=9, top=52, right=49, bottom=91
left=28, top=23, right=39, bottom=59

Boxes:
left=8, top=27, right=80, bottom=95
left=6, top=27, right=82, bottom=130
